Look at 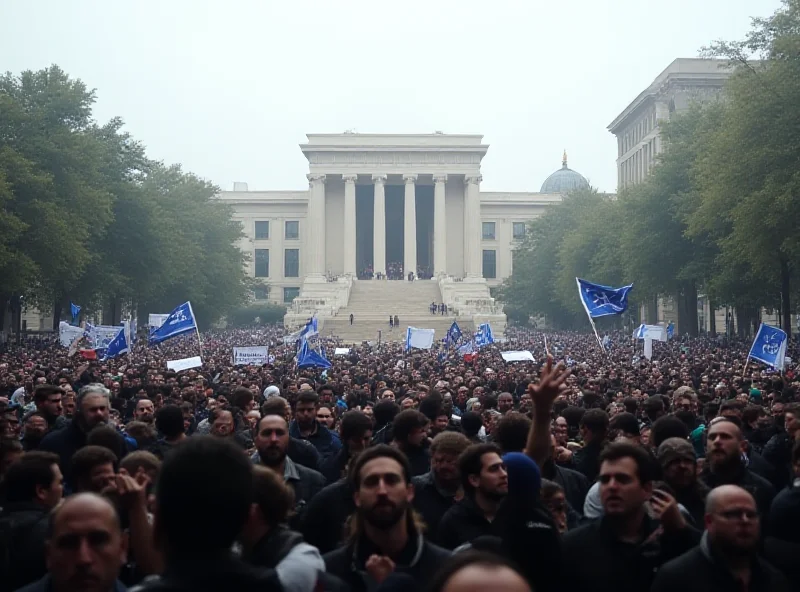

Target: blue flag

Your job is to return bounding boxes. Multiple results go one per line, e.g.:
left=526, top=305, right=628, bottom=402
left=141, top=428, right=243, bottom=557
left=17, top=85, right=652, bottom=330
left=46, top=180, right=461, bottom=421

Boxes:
left=446, top=321, right=463, bottom=348
left=474, top=323, right=495, bottom=348
left=576, top=278, right=633, bottom=318
left=102, top=327, right=129, bottom=361
left=296, top=337, right=331, bottom=369
left=70, top=301, right=81, bottom=323
left=148, top=301, right=198, bottom=345
left=666, top=321, right=675, bottom=340
left=748, top=323, right=788, bottom=370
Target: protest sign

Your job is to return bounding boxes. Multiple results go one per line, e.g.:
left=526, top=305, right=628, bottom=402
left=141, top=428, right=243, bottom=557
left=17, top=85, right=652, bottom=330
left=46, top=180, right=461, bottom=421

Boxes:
left=232, top=346, right=269, bottom=365
left=500, top=350, right=535, bottom=362
left=148, top=313, right=170, bottom=328
left=334, top=347, right=351, bottom=355
left=59, top=322, right=84, bottom=347
left=166, top=356, right=203, bottom=372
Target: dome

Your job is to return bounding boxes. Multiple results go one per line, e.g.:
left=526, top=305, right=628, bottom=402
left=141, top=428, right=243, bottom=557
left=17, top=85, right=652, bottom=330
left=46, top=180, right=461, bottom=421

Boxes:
left=540, top=151, right=589, bottom=193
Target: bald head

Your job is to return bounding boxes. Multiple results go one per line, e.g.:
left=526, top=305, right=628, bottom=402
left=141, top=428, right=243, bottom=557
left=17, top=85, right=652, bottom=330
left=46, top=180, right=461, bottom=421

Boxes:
left=705, top=484, right=754, bottom=514
left=704, top=485, right=760, bottom=553
left=49, top=492, right=120, bottom=537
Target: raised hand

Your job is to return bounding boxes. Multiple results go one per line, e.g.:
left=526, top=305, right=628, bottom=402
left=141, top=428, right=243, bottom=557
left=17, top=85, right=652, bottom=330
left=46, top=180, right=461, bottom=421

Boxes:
left=528, top=355, right=571, bottom=411
left=365, top=554, right=396, bottom=584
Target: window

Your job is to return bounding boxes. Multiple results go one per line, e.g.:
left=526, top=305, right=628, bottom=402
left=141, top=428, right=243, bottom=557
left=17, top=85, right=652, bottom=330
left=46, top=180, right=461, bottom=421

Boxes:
left=285, top=220, right=299, bottom=240
left=254, top=249, right=269, bottom=278
left=512, top=222, right=526, bottom=239
left=283, top=287, right=300, bottom=303
left=253, top=286, right=269, bottom=300
left=254, top=221, right=269, bottom=240
left=482, top=249, right=497, bottom=279
left=284, top=248, right=299, bottom=277
left=482, top=222, right=496, bottom=240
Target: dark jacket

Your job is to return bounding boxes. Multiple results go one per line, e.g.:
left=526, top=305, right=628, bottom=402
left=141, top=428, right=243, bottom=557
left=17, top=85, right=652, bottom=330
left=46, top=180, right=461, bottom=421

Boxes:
left=323, top=531, right=450, bottom=592
left=397, top=444, right=430, bottom=477
left=672, top=481, right=709, bottom=528
left=411, top=471, right=458, bottom=543
left=0, top=503, right=50, bottom=592
left=436, top=497, right=493, bottom=550
left=247, top=526, right=305, bottom=569
left=37, top=419, right=86, bottom=487
left=571, top=439, right=603, bottom=482
left=129, top=554, right=282, bottom=592
left=288, top=437, right=322, bottom=471
left=763, top=537, right=800, bottom=590
left=560, top=515, right=700, bottom=592
left=289, top=420, right=341, bottom=461
left=767, top=481, right=800, bottom=543
left=14, top=574, right=126, bottom=592
left=651, top=532, right=792, bottom=592
left=319, top=447, right=350, bottom=484
left=300, top=479, right=354, bottom=554
left=251, top=452, right=326, bottom=528
left=544, top=461, right=590, bottom=517
left=762, top=432, right=794, bottom=490
left=702, top=464, right=776, bottom=517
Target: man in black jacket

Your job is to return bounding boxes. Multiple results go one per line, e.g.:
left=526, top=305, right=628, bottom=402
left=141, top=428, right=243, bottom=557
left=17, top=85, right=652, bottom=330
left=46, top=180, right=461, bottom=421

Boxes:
left=323, top=445, right=451, bottom=591
left=703, top=418, right=775, bottom=517
left=652, top=485, right=791, bottom=592
left=252, top=414, right=326, bottom=528
left=437, top=443, right=507, bottom=549
left=131, top=437, right=282, bottom=592
left=412, top=431, right=471, bottom=542
left=572, top=408, right=608, bottom=482
left=762, top=403, right=799, bottom=490
left=561, top=442, right=700, bottom=592
left=319, top=410, right=373, bottom=484
left=0, top=451, right=63, bottom=591
left=390, top=410, right=431, bottom=476
left=38, top=383, right=113, bottom=489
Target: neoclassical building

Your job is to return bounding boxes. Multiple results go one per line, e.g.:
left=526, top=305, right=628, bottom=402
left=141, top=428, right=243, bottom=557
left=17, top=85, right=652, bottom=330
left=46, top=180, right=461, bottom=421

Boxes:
left=218, top=133, right=590, bottom=330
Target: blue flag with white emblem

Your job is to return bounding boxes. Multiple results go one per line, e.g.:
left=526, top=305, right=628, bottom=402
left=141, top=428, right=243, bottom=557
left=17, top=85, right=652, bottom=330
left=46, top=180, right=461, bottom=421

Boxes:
left=748, top=323, right=788, bottom=370
left=102, top=327, right=129, bottom=361
left=296, top=336, right=331, bottom=369
left=70, top=301, right=81, bottom=324
left=148, top=301, right=198, bottom=345
left=474, top=323, right=495, bottom=348
left=446, top=321, right=463, bottom=348
left=576, top=278, right=633, bottom=318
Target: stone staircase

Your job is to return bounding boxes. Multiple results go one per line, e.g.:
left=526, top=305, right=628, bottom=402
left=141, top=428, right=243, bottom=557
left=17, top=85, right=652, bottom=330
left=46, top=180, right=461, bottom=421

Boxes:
left=323, top=280, right=472, bottom=343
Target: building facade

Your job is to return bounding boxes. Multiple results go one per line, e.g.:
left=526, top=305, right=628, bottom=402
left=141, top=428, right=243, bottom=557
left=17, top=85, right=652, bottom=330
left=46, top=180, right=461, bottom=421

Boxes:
left=218, top=134, right=589, bottom=307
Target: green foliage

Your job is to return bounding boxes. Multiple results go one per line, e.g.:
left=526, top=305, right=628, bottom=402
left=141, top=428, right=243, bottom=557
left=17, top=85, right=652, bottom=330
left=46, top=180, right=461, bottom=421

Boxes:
left=227, top=303, right=287, bottom=327
left=0, top=65, right=254, bottom=330
left=503, top=1, right=800, bottom=334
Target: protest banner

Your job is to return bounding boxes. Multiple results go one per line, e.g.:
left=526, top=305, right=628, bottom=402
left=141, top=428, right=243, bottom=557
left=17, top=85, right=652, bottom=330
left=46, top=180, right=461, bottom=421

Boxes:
left=500, top=350, right=535, bottom=362
left=166, top=356, right=203, bottom=372
left=232, top=346, right=269, bottom=365
left=148, top=313, right=170, bottom=328
left=59, top=322, right=84, bottom=347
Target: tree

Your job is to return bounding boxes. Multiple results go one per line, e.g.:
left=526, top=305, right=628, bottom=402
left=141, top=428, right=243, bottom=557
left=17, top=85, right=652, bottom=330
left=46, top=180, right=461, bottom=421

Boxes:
left=697, top=0, right=800, bottom=336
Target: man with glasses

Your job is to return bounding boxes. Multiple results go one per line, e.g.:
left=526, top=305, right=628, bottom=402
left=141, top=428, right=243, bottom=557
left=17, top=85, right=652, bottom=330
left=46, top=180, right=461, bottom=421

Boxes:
left=652, top=485, right=791, bottom=591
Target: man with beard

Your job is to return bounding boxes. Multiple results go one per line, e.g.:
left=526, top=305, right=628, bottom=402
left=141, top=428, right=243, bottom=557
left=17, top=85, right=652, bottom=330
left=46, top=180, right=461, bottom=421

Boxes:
left=289, top=390, right=342, bottom=461
left=561, top=443, right=699, bottom=592
left=703, top=418, right=776, bottom=517
left=323, top=445, right=451, bottom=590
left=319, top=410, right=373, bottom=484
left=657, top=437, right=709, bottom=526
left=39, top=384, right=113, bottom=489
left=652, top=485, right=791, bottom=592
left=21, top=411, right=49, bottom=451
left=253, top=414, right=325, bottom=528
left=763, top=403, right=799, bottom=490
left=133, top=398, right=155, bottom=426
left=437, top=443, right=508, bottom=549
left=391, top=410, right=431, bottom=476
left=412, top=431, right=471, bottom=543
left=32, top=385, right=67, bottom=432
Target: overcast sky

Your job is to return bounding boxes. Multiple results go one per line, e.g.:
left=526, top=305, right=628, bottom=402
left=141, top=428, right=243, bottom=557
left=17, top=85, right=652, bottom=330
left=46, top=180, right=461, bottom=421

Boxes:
left=1, top=0, right=782, bottom=193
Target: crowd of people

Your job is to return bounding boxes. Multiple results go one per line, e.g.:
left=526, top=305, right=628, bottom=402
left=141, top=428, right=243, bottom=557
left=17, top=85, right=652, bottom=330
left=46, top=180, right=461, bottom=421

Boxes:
left=0, top=323, right=799, bottom=591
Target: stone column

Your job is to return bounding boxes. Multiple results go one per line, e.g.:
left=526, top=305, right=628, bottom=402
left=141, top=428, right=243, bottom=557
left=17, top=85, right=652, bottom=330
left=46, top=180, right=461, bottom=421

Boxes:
left=403, top=174, right=417, bottom=278
left=306, top=173, right=326, bottom=279
left=464, top=175, right=482, bottom=279
left=433, top=174, right=447, bottom=277
left=372, top=174, right=387, bottom=277
left=343, top=174, right=358, bottom=276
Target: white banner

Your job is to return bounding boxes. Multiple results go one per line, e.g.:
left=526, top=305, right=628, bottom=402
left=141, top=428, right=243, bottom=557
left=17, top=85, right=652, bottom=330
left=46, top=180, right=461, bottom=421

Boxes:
left=59, top=322, right=85, bottom=347
left=232, top=346, right=269, bottom=366
left=644, top=338, right=653, bottom=360
left=334, top=347, right=351, bottom=355
left=501, top=350, right=535, bottom=362
left=148, top=313, right=170, bottom=328
left=634, top=324, right=667, bottom=342
left=87, top=325, right=121, bottom=349
left=167, top=356, right=203, bottom=372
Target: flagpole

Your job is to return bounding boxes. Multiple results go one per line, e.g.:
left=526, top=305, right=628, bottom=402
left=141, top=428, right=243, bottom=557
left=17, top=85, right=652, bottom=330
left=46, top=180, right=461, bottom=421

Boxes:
left=187, top=301, right=203, bottom=358
left=575, top=278, right=613, bottom=355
